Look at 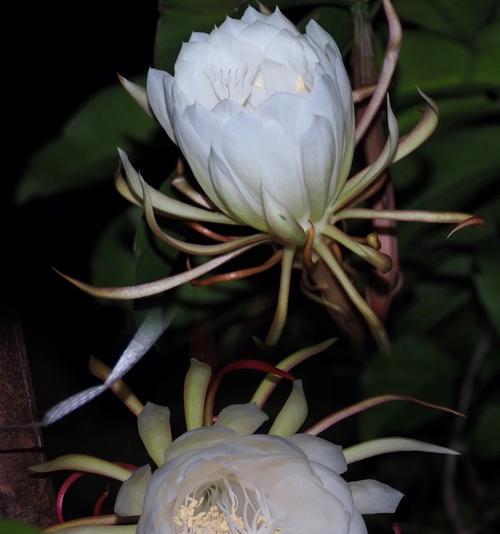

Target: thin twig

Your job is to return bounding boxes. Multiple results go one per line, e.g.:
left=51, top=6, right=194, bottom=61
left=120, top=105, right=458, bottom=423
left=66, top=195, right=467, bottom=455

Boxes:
left=443, top=334, right=490, bottom=534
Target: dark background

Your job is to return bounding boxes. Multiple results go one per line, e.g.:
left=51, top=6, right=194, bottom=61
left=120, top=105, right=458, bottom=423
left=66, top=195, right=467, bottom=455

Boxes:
left=4, top=1, right=500, bottom=532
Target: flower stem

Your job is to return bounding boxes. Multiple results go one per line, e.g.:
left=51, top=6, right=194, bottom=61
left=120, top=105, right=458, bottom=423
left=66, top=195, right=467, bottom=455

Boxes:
left=314, top=239, right=390, bottom=354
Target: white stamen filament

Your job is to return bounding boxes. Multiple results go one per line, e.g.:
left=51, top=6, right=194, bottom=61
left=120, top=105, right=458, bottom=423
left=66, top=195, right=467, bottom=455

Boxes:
left=173, top=477, right=281, bottom=534
left=207, top=64, right=254, bottom=106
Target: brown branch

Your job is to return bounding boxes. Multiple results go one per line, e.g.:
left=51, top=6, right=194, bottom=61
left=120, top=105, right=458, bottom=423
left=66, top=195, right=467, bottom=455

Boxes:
left=0, top=311, right=55, bottom=527
left=352, top=0, right=400, bottom=322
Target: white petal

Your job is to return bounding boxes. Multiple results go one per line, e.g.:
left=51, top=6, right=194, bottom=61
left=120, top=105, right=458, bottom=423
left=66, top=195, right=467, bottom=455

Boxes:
left=218, top=16, right=247, bottom=37
left=174, top=58, right=220, bottom=109
left=114, top=465, right=151, bottom=517
left=267, top=461, right=352, bottom=534
left=137, top=402, right=172, bottom=467
left=173, top=101, right=225, bottom=208
left=254, top=91, right=307, bottom=141
left=288, top=434, right=347, bottom=474
left=256, top=121, right=307, bottom=220
left=215, top=402, right=269, bottom=435
left=348, top=511, right=369, bottom=534
left=241, top=5, right=266, bottom=24
left=305, top=72, right=343, bottom=135
left=263, top=28, right=306, bottom=74
left=261, top=184, right=306, bottom=245
left=219, top=110, right=263, bottom=195
left=146, top=68, right=176, bottom=142
left=176, top=40, right=211, bottom=62
left=238, top=20, right=282, bottom=51
left=189, top=31, right=209, bottom=43
left=208, top=148, right=266, bottom=230
left=309, top=461, right=354, bottom=514
left=329, top=42, right=353, bottom=114
left=257, top=58, right=303, bottom=95
left=206, top=30, right=264, bottom=97
left=211, top=98, right=244, bottom=122
left=350, top=479, right=404, bottom=515
left=305, top=19, right=337, bottom=51
left=301, top=114, right=336, bottom=220
left=305, top=73, right=351, bottom=202
left=164, top=427, right=237, bottom=463
left=264, top=7, right=300, bottom=35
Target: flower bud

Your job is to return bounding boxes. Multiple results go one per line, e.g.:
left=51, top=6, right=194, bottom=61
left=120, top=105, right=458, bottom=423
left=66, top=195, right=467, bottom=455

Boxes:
left=147, top=6, right=354, bottom=245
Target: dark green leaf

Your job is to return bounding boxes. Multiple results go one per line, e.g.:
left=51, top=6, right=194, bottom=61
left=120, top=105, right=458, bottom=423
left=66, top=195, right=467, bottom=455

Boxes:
left=474, top=254, right=500, bottom=334
left=402, top=126, right=500, bottom=213
left=394, top=0, right=498, bottom=43
left=395, top=30, right=472, bottom=98
left=16, top=81, right=155, bottom=203
left=91, top=207, right=142, bottom=287
left=359, top=337, right=458, bottom=439
left=134, top=210, right=178, bottom=286
left=471, top=18, right=500, bottom=86
left=0, top=520, right=40, bottom=534
left=393, top=282, right=470, bottom=334
left=468, top=402, right=500, bottom=458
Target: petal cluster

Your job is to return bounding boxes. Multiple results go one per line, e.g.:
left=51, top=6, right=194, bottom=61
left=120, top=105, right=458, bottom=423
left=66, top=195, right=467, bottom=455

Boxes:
left=148, top=6, right=354, bottom=244
left=127, top=405, right=402, bottom=534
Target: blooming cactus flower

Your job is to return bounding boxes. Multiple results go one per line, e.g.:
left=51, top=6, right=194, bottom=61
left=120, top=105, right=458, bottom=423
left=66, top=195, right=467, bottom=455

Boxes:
left=61, top=2, right=482, bottom=352
left=33, top=348, right=460, bottom=534
left=137, top=421, right=393, bottom=534
left=146, top=6, right=354, bottom=244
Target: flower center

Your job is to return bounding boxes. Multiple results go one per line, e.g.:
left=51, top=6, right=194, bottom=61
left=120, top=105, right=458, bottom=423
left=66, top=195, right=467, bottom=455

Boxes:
left=207, top=65, right=254, bottom=106
left=173, top=476, right=282, bottom=534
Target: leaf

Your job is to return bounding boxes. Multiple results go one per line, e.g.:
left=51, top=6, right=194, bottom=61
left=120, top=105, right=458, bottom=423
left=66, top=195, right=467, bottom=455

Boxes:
left=394, top=0, right=498, bottom=43
left=393, top=282, right=470, bottom=334
left=359, top=337, right=458, bottom=439
left=91, top=207, right=143, bottom=287
left=0, top=520, right=40, bottom=534
left=395, top=20, right=500, bottom=98
left=395, top=30, right=472, bottom=98
left=16, top=80, right=156, bottom=203
left=471, top=18, right=500, bottom=86
left=474, top=254, right=500, bottom=334
left=400, top=125, right=500, bottom=213
left=468, top=402, right=500, bottom=458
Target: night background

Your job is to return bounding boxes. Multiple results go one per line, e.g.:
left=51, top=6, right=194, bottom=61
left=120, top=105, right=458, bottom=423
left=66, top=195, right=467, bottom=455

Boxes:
left=3, top=1, right=500, bottom=533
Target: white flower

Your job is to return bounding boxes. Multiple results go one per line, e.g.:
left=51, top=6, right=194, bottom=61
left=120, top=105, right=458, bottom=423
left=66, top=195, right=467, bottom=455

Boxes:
left=135, top=425, right=401, bottom=534
left=33, top=356, right=459, bottom=534
left=66, top=4, right=481, bottom=351
left=147, top=6, right=354, bottom=245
